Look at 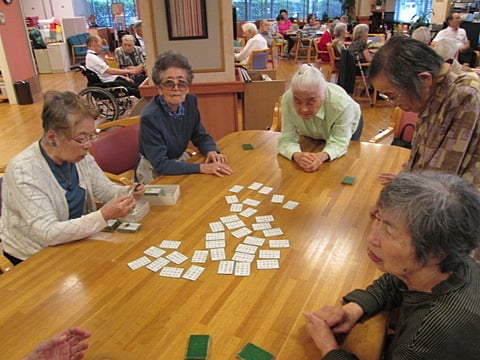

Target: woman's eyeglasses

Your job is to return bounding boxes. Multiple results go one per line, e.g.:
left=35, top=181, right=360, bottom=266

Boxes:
left=379, top=92, right=402, bottom=104
left=161, top=80, right=190, bottom=90
left=70, top=134, right=99, bottom=146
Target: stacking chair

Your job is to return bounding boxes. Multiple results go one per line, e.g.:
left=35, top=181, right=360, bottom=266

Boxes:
left=368, top=106, right=418, bottom=147
left=245, top=49, right=269, bottom=70
left=269, top=96, right=283, bottom=132
left=325, top=43, right=340, bottom=82
left=91, top=116, right=140, bottom=185
left=295, top=38, right=316, bottom=63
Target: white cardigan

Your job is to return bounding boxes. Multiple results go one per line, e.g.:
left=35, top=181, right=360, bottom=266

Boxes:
left=0, top=142, right=127, bottom=260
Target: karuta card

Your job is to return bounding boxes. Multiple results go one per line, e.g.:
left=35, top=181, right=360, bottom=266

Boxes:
left=234, top=262, right=251, bottom=276
left=191, top=250, right=209, bottom=263
left=248, top=182, right=263, bottom=190
left=225, top=220, right=246, bottom=230
left=185, top=334, right=211, bottom=360
left=269, top=239, right=290, bottom=248
left=220, top=215, right=240, bottom=224
left=263, top=228, right=284, bottom=237
left=232, top=252, right=255, bottom=263
left=230, top=203, right=243, bottom=212
left=205, top=232, right=225, bottom=240
left=210, top=247, right=226, bottom=261
left=239, top=207, right=258, bottom=218
left=244, top=236, right=265, bottom=246
left=255, top=215, right=275, bottom=223
left=127, top=256, right=151, bottom=270
left=144, top=246, right=166, bottom=258
left=146, top=257, right=170, bottom=272
left=209, top=221, right=225, bottom=232
left=237, top=342, right=274, bottom=360
left=271, top=194, right=285, bottom=203
left=257, top=259, right=280, bottom=270
left=341, top=175, right=356, bottom=185
left=205, top=239, right=226, bottom=249
left=182, top=265, right=205, bottom=281
left=243, top=198, right=261, bottom=207
left=235, top=243, right=258, bottom=254
left=229, top=185, right=244, bottom=193
left=252, top=222, right=272, bottom=231
left=283, top=200, right=299, bottom=210
left=159, top=240, right=182, bottom=249
left=159, top=267, right=184, bottom=278
left=231, top=227, right=253, bottom=239
left=165, top=251, right=189, bottom=264
left=259, top=249, right=281, bottom=259
left=217, top=260, right=235, bottom=274
left=258, top=186, right=274, bottom=195
left=225, top=195, right=239, bottom=204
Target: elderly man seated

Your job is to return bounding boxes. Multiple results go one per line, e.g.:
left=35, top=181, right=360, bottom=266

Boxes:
left=114, top=34, right=147, bottom=84
left=234, top=22, right=268, bottom=66
left=85, top=35, right=144, bottom=97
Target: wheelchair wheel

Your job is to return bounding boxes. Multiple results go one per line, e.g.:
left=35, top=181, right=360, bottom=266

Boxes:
left=79, top=87, right=119, bottom=121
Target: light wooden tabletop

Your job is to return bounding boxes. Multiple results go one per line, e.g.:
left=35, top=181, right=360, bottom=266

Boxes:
left=0, top=131, right=409, bottom=359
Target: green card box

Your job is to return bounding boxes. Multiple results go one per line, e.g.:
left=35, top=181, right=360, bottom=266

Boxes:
left=144, top=184, right=180, bottom=206
left=237, top=342, right=275, bottom=360
left=185, top=334, right=210, bottom=360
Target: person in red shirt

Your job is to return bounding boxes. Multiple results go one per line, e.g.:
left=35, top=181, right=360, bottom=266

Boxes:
left=317, top=19, right=335, bottom=62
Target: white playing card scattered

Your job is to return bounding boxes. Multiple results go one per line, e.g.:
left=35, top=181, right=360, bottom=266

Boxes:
left=166, top=251, right=189, bottom=264
left=283, top=200, right=299, bottom=210
left=236, top=243, right=258, bottom=254
left=244, top=236, right=265, bottom=246
left=231, top=227, right=253, bottom=239
left=271, top=194, right=285, bottom=203
left=218, top=260, right=235, bottom=274
left=263, top=228, right=284, bottom=237
left=243, top=198, right=261, bottom=207
left=252, top=222, right=272, bottom=231
left=159, top=267, right=184, bottom=278
left=259, top=249, right=281, bottom=259
left=269, top=239, right=290, bottom=248
left=127, top=256, right=151, bottom=270
left=182, top=265, right=205, bottom=281
left=220, top=215, right=240, bottom=224
left=225, top=220, right=246, bottom=230
left=257, top=259, right=280, bottom=270
left=191, top=250, right=209, bottom=263
left=209, top=221, right=225, bottom=232
left=255, top=215, right=275, bottom=223
left=230, top=203, right=243, bottom=212
left=206, top=232, right=225, bottom=240
left=225, top=195, right=239, bottom=204
left=210, top=247, right=226, bottom=261
left=205, top=240, right=226, bottom=249
left=234, top=262, right=251, bottom=276
left=239, top=207, right=258, bottom=218
left=232, top=252, right=255, bottom=263
left=258, top=186, right=274, bottom=195
left=229, top=185, right=244, bottom=193
left=146, top=257, right=170, bottom=272
left=248, top=182, right=263, bottom=190
left=159, top=240, right=181, bottom=249
left=144, top=246, right=166, bottom=258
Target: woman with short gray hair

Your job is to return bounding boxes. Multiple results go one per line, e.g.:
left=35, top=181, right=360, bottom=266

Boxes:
left=348, top=23, right=372, bottom=63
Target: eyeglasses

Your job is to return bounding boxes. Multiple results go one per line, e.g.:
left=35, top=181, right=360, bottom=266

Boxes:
left=70, top=134, right=99, bottom=146
left=160, top=80, right=190, bottom=90
left=379, top=92, right=402, bottom=104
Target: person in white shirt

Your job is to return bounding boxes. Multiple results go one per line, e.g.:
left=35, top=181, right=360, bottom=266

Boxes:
left=432, top=13, right=477, bottom=67
left=234, top=22, right=268, bottom=65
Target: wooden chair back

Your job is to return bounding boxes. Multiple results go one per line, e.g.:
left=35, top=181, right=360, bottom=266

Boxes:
left=270, top=96, right=283, bottom=132
left=246, top=49, right=269, bottom=70
left=368, top=107, right=418, bottom=144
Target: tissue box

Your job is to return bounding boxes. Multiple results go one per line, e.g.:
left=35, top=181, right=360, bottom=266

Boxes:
left=120, top=199, right=150, bottom=222
left=144, top=184, right=180, bottom=206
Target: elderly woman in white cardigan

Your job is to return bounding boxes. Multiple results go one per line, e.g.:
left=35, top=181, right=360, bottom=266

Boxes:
left=0, top=91, right=144, bottom=265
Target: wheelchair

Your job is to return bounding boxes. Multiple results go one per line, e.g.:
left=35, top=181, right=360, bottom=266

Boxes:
left=72, top=64, right=141, bottom=121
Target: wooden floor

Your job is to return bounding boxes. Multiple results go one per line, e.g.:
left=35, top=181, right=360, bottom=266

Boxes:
left=0, top=58, right=394, bottom=167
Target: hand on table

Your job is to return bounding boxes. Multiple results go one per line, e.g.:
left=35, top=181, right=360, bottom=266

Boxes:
left=200, top=162, right=233, bottom=177
left=293, top=151, right=329, bottom=172
left=205, top=151, right=228, bottom=164
left=24, top=327, right=91, bottom=360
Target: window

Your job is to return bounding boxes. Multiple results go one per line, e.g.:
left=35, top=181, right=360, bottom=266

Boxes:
left=233, top=0, right=343, bottom=22
left=394, top=0, right=431, bottom=23
left=87, top=0, right=138, bottom=28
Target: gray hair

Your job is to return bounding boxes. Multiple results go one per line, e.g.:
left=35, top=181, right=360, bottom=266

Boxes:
left=411, top=26, right=431, bottom=45
left=121, top=34, right=135, bottom=44
left=334, top=23, right=347, bottom=38
left=369, top=36, right=444, bottom=102
left=133, top=21, right=142, bottom=30
left=242, top=22, right=258, bottom=34
left=433, top=38, right=458, bottom=61
left=378, top=171, right=480, bottom=272
left=352, top=23, right=369, bottom=41
left=152, top=51, right=193, bottom=87
left=290, top=64, right=326, bottom=97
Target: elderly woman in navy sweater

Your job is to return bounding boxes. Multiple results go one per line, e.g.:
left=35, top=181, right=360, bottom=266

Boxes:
left=136, top=51, right=233, bottom=183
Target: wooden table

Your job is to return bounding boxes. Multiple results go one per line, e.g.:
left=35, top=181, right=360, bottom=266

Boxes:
left=0, top=131, right=409, bottom=359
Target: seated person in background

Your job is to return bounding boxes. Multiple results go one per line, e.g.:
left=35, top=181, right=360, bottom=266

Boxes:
left=277, top=9, right=295, bottom=57
left=132, top=21, right=146, bottom=58
left=305, top=171, right=480, bottom=359
left=332, top=22, right=348, bottom=57
left=411, top=26, right=431, bottom=45
left=85, top=35, right=144, bottom=96
left=432, top=12, right=477, bottom=68
left=317, top=18, right=335, bottom=62
left=114, top=34, right=147, bottom=83
left=302, top=13, right=320, bottom=38
left=136, top=51, right=233, bottom=183
left=278, top=64, right=362, bottom=172
left=432, top=38, right=458, bottom=61
left=369, top=36, right=480, bottom=188
left=23, top=328, right=91, bottom=360
left=0, top=91, right=144, bottom=264
left=348, top=23, right=372, bottom=63
left=234, top=22, right=268, bottom=65
left=259, top=19, right=288, bottom=57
